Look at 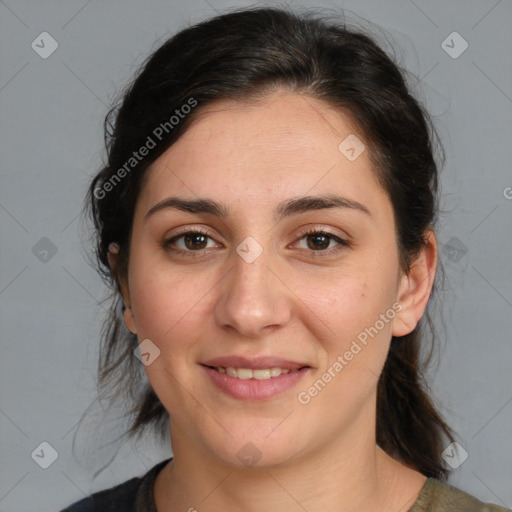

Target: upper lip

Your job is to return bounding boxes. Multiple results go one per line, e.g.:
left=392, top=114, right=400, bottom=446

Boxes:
left=201, top=356, right=310, bottom=371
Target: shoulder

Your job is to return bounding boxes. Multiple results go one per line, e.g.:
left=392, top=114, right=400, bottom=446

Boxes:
left=59, top=458, right=171, bottom=512
left=59, top=476, right=140, bottom=512
left=411, top=478, right=511, bottom=512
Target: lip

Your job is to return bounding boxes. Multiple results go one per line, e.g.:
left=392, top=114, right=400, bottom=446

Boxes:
left=202, top=364, right=310, bottom=401
left=201, top=355, right=310, bottom=371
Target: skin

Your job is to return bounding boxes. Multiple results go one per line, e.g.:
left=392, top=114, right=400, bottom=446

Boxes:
left=111, top=90, right=437, bottom=512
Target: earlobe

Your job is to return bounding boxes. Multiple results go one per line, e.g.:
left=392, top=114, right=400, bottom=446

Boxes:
left=392, top=231, right=437, bottom=338
left=123, top=306, right=137, bottom=335
left=108, top=242, right=120, bottom=270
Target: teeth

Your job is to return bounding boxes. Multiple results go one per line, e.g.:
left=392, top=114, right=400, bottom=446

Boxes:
left=237, top=368, right=253, bottom=380
left=218, top=366, right=298, bottom=379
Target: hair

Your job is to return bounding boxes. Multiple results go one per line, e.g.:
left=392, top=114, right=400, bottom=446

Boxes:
left=82, top=5, right=455, bottom=479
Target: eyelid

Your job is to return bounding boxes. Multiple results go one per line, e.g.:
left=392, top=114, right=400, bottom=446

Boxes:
left=164, top=223, right=349, bottom=241
left=294, top=224, right=351, bottom=242
left=163, top=226, right=220, bottom=251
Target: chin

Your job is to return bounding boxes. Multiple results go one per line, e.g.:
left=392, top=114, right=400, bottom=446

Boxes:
left=203, top=428, right=306, bottom=471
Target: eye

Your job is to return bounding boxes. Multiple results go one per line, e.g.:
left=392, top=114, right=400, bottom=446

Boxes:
left=162, top=228, right=219, bottom=257
left=293, top=228, right=349, bottom=257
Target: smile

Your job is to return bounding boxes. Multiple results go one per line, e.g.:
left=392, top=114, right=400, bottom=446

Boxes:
left=202, top=364, right=310, bottom=400
left=209, top=366, right=301, bottom=380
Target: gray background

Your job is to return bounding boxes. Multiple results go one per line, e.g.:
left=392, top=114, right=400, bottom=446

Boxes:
left=1, top=0, right=511, bottom=510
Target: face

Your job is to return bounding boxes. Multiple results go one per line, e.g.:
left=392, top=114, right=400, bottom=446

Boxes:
left=118, top=90, right=432, bottom=469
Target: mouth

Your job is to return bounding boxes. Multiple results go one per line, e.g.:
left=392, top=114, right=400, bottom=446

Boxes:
left=200, top=360, right=311, bottom=401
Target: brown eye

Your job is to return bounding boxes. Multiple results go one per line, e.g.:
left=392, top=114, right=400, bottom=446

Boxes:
left=294, top=229, right=349, bottom=258
left=305, top=232, right=331, bottom=250
left=182, top=232, right=208, bottom=250
left=162, top=229, right=217, bottom=257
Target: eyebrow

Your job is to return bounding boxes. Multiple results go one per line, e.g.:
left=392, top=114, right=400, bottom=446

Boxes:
left=144, top=193, right=372, bottom=223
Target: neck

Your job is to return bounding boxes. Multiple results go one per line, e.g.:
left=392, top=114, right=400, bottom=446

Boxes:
left=154, top=413, right=426, bottom=512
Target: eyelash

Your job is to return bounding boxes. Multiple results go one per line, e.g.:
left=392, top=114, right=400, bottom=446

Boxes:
left=161, top=227, right=350, bottom=259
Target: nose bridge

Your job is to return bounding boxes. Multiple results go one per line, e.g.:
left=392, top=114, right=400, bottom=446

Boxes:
left=214, top=239, right=291, bottom=337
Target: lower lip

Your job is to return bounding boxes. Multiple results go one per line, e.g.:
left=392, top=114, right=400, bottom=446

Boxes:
left=202, top=365, right=310, bottom=401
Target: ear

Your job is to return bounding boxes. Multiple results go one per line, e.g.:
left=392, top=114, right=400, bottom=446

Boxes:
left=108, top=243, right=138, bottom=335
left=392, top=230, right=437, bottom=337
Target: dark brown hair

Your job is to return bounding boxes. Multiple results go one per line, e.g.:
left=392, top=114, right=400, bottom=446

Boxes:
left=81, top=6, right=455, bottom=479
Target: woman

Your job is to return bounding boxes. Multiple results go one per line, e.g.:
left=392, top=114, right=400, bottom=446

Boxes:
left=61, top=6, right=511, bottom=512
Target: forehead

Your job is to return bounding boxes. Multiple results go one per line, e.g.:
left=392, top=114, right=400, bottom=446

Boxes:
left=137, top=91, right=389, bottom=220
left=176, top=91, right=362, bottom=162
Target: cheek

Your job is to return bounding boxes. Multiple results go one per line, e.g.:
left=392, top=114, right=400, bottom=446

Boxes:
left=310, top=268, right=394, bottom=337
left=129, top=261, right=207, bottom=344
left=128, top=267, right=211, bottom=409
left=309, top=279, right=395, bottom=406
left=306, top=270, right=397, bottom=387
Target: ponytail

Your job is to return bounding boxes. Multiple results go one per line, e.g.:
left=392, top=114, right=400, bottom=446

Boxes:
left=376, top=321, right=455, bottom=479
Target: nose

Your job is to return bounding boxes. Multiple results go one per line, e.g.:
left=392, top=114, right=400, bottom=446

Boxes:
left=214, top=245, right=292, bottom=338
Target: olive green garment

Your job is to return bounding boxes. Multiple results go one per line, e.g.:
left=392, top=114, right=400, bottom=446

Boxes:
left=409, top=477, right=511, bottom=512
